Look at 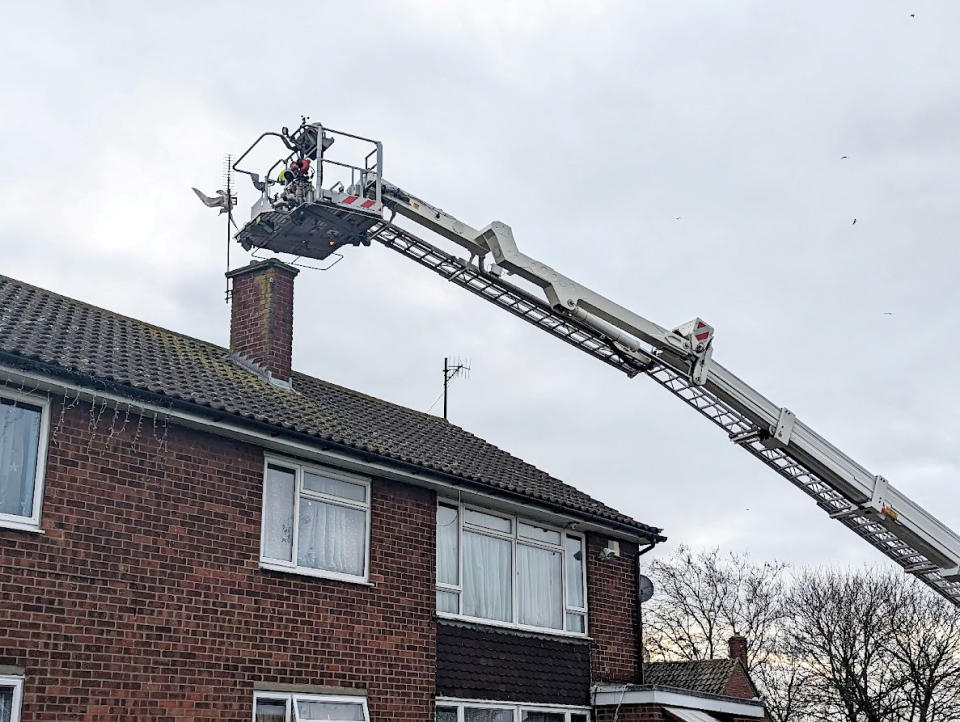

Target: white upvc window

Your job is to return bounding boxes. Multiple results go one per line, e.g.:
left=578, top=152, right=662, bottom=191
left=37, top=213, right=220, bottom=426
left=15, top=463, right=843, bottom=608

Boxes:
left=436, top=699, right=590, bottom=722
left=260, top=456, right=371, bottom=584
left=253, top=691, right=368, bottom=722
left=0, top=389, right=50, bottom=533
left=436, top=500, right=588, bottom=635
left=0, top=675, right=23, bottom=722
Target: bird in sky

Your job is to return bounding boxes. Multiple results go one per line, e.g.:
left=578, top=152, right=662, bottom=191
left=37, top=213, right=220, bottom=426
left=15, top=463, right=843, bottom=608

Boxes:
left=841, top=155, right=848, bottom=159
left=674, top=216, right=681, bottom=221
left=910, top=13, right=916, bottom=18
left=883, top=312, right=894, bottom=316
left=852, top=218, right=857, bottom=225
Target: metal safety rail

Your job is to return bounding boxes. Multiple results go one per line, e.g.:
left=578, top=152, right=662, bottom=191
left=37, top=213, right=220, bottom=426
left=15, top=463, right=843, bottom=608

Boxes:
left=365, top=216, right=960, bottom=606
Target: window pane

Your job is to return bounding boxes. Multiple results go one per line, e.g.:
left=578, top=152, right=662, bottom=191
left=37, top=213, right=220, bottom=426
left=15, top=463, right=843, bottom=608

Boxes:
left=464, top=508, right=512, bottom=534
left=0, top=398, right=41, bottom=518
left=255, top=698, right=288, bottom=722
left=264, top=465, right=296, bottom=562
left=521, top=713, right=564, bottom=722
left=463, top=531, right=512, bottom=622
left=565, top=536, right=585, bottom=608
left=517, top=544, right=563, bottom=629
left=303, top=472, right=366, bottom=502
left=465, top=709, right=513, bottom=722
left=298, top=499, right=366, bottom=576
left=0, top=687, right=13, bottom=722
left=570, top=715, right=589, bottom=722
left=437, top=589, right=459, bottom=613
left=518, top=521, right=561, bottom=545
left=437, top=504, right=459, bottom=586
left=436, top=707, right=458, bottom=722
left=566, top=613, right=585, bottom=634
left=297, top=700, right=365, bottom=720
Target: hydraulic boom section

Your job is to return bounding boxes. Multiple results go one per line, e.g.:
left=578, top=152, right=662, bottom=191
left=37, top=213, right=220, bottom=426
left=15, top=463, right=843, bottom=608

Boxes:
left=230, top=119, right=960, bottom=606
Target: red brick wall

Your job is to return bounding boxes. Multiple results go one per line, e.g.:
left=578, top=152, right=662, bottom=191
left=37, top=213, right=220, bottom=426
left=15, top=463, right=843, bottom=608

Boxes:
left=0, top=400, right=435, bottom=721
left=227, top=259, right=298, bottom=381
left=587, top=534, right=641, bottom=684
left=723, top=662, right=758, bottom=700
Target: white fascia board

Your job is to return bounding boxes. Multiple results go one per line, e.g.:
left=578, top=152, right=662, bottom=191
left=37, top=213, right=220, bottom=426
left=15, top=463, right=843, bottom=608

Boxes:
left=0, top=363, right=651, bottom=544
left=592, top=685, right=765, bottom=718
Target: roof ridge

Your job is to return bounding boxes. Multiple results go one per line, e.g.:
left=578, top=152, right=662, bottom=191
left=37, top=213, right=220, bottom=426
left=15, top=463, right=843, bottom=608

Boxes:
left=0, top=272, right=662, bottom=537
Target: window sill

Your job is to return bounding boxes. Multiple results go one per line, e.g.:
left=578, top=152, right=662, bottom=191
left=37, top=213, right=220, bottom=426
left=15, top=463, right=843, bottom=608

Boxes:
left=0, top=518, right=44, bottom=534
left=437, top=612, right=591, bottom=640
left=259, top=561, right=374, bottom=587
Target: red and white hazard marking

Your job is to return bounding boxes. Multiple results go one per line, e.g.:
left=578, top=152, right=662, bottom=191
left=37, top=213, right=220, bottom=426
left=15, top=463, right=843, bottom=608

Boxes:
left=340, top=195, right=380, bottom=211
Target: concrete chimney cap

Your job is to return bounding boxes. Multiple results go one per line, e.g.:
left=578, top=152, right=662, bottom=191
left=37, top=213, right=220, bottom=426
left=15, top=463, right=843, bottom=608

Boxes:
left=225, top=257, right=300, bottom=280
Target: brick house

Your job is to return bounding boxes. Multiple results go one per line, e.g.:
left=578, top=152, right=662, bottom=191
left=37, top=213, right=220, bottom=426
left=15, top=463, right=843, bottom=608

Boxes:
left=591, top=637, right=767, bottom=721
left=0, top=260, right=767, bottom=721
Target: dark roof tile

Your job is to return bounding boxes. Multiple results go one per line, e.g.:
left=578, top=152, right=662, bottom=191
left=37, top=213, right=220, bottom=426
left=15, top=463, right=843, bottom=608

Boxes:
left=643, top=659, right=738, bottom=695
left=0, top=274, right=661, bottom=537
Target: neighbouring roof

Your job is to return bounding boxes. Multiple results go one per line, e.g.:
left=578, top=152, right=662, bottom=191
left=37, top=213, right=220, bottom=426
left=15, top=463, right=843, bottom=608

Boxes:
left=642, top=660, right=740, bottom=696
left=0, top=273, right=662, bottom=538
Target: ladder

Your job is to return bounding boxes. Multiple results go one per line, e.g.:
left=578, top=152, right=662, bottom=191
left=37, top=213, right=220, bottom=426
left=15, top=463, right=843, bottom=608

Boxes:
left=229, top=120, right=960, bottom=606
left=364, top=214, right=960, bottom=606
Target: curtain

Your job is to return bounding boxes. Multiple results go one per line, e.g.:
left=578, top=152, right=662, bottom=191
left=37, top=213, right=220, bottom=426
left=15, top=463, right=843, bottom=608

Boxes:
left=263, top=466, right=296, bottom=562
left=0, top=688, right=11, bottom=722
left=517, top=544, right=562, bottom=629
left=297, top=700, right=365, bottom=720
left=464, top=709, right=513, bottom=722
left=462, top=531, right=512, bottom=622
left=0, top=401, right=40, bottom=518
left=297, top=498, right=365, bottom=576
left=255, top=699, right=287, bottom=722
left=436, top=505, right=459, bottom=585
left=436, top=707, right=458, bottom=722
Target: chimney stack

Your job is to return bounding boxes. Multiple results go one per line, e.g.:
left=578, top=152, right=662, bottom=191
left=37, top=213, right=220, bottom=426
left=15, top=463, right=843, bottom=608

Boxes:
left=728, top=635, right=748, bottom=667
left=226, top=259, right=299, bottom=383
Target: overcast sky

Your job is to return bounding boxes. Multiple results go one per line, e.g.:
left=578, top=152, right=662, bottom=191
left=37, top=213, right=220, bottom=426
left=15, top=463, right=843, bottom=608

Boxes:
left=2, top=1, right=958, bottom=574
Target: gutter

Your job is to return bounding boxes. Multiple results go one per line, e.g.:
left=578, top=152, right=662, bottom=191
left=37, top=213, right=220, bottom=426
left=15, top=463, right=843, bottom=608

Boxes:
left=592, top=684, right=765, bottom=718
left=0, top=353, right=666, bottom=544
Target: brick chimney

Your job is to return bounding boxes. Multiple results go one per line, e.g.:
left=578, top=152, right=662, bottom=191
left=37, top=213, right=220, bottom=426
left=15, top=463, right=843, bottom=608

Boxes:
left=226, top=259, right=299, bottom=382
left=728, top=635, right=748, bottom=667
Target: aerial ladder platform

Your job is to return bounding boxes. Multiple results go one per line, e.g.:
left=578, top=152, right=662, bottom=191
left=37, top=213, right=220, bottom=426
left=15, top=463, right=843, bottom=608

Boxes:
left=228, top=119, right=960, bottom=606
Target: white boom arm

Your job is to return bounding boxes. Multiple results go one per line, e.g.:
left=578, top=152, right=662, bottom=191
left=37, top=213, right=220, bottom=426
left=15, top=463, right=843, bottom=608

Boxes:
left=377, top=181, right=960, bottom=604
left=230, top=121, right=960, bottom=605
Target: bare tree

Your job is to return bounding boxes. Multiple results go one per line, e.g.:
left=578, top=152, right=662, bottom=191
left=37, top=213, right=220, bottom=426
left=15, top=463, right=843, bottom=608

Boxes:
left=645, top=551, right=960, bottom=722
left=886, top=579, right=960, bottom=722
left=644, top=546, right=788, bottom=672
left=749, top=632, right=815, bottom=722
left=787, top=568, right=906, bottom=722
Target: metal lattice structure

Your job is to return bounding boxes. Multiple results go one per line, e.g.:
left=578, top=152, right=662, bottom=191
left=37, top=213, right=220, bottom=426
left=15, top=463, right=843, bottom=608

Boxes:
left=363, top=217, right=960, bottom=605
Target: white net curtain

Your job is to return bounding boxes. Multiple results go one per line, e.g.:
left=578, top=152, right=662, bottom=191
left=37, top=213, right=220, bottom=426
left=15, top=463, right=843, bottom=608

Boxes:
left=0, top=400, right=40, bottom=517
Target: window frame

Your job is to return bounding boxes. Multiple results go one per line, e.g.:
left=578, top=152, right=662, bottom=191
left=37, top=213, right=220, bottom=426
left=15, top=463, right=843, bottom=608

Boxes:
left=260, top=455, right=372, bottom=585
left=436, top=499, right=589, bottom=637
left=436, top=698, right=590, bottom=722
left=252, top=691, right=369, bottom=722
left=0, top=674, right=24, bottom=722
left=0, top=389, right=50, bottom=533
